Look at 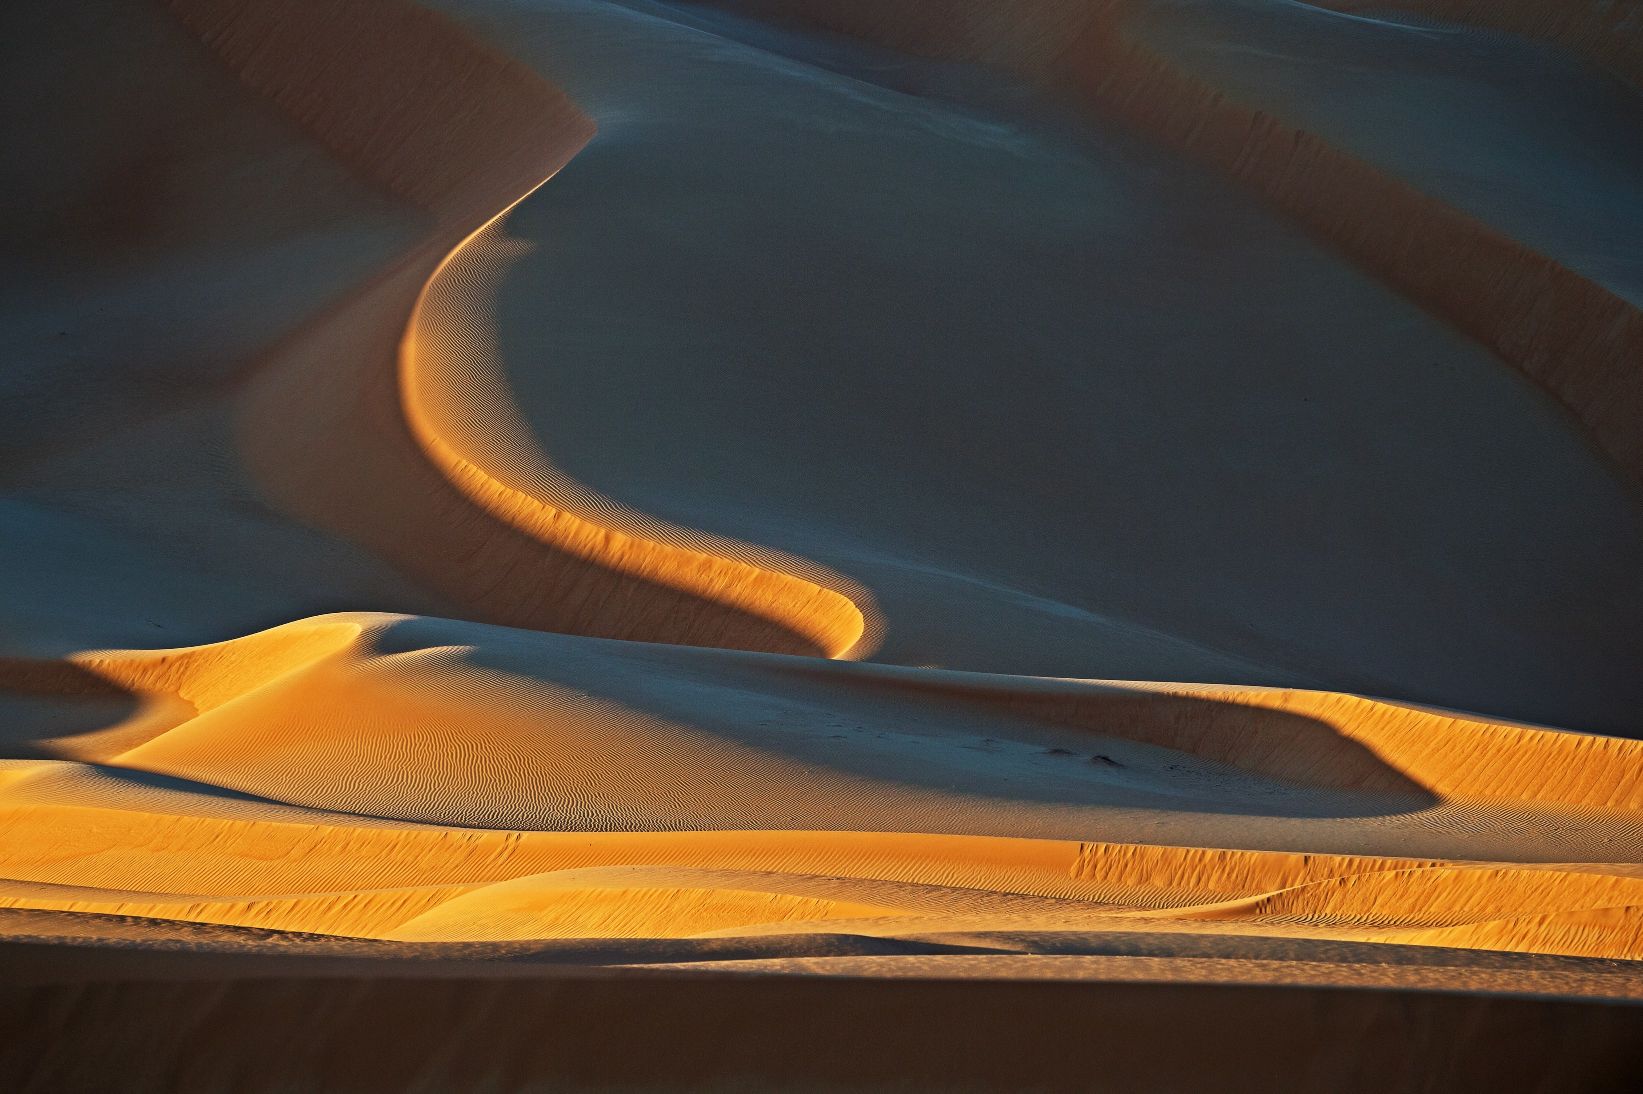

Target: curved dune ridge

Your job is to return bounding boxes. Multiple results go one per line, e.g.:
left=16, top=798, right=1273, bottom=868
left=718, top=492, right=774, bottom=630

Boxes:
left=180, top=0, right=869, bottom=658
left=5, top=0, right=1643, bottom=1085
left=401, top=215, right=873, bottom=657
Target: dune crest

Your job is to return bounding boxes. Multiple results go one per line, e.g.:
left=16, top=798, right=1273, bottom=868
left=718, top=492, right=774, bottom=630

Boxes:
left=400, top=215, right=872, bottom=658
left=2, top=613, right=1640, bottom=965
left=1309, top=0, right=1643, bottom=89
left=163, top=0, right=872, bottom=657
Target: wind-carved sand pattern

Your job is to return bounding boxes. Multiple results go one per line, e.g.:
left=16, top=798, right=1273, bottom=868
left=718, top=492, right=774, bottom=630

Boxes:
left=401, top=215, right=874, bottom=658
left=173, top=0, right=870, bottom=657
left=5, top=0, right=1643, bottom=1089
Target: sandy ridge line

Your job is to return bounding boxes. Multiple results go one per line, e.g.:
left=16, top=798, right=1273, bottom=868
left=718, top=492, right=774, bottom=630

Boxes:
left=398, top=214, right=874, bottom=659
left=159, top=0, right=872, bottom=657
left=13, top=609, right=1643, bottom=817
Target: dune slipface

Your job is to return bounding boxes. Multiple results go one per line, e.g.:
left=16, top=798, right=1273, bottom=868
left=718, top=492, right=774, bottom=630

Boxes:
left=3, top=0, right=1642, bottom=1090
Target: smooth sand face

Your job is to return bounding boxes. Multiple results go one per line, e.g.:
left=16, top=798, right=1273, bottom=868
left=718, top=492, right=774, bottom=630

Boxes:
left=428, top=0, right=1643, bottom=731
left=4, top=0, right=1643, bottom=1089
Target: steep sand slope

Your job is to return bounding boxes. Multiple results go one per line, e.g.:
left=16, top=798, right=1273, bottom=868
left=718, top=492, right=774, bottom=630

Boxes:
left=397, top=219, right=871, bottom=655
left=432, top=0, right=1643, bottom=730
left=182, top=0, right=869, bottom=657
left=0, top=0, right=441, bottom=656
left=2, top=0, right=867, bottom=660
left=5, top=1, right=1641, bottom=714
left=193, top=0, right=878, bottom=658
left=718, top=0, right=1643, bottom=490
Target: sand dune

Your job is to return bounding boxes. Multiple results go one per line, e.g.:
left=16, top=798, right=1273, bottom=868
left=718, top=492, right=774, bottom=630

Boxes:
left=424, top=0, right=1643, bottom=729
left=400, top=217, right=872, bottom=655
left=2, top=612, right=1642, bottom=966
left=206, top=0, right=870, bottom=657
left=4, top=0, right=1643, bottom=1088
left=734, top=0, right=1643, bottom=482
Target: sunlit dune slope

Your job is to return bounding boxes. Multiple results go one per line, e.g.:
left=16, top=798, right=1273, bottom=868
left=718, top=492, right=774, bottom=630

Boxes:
left=183, top=0, right=867, bottom=656
left=398, top=220, right=870, bottom=656
left=1, top=612, right=1641, bottom=964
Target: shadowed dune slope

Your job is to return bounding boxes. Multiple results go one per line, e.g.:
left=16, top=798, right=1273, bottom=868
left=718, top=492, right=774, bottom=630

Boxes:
left=3, top=0, right=868, bottom=660
left=431, top=0, right=1643, bottom=729
left=1127, top=0, right=1643, bottom=306
left=1309, top=0, right=1643, bottom=90
left=717, top=0, right=1643, bottom=483
left=3, top=2, right=1641, bottom=708
left=177, top=0, right=868, bottom=656
left=0, top=0, right=444, bottom=656
left=161, top=0, right=589, bottom=227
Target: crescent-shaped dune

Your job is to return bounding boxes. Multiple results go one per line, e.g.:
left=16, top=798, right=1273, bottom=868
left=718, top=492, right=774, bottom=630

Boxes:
left=398, top=216, right=873, bottom=656
left=4, top=0, right=1643, bottom=1089
left=167, top=0, right=870, bottom=656
left=4, top=613, right=1643, bottom=949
